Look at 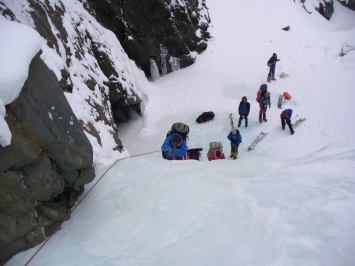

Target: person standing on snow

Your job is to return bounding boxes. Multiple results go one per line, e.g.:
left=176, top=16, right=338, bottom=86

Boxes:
left=238, top=96, right=250, bottom=127
left=267, top=53, right=280, bottom=82
left=227, top=129, right=242, bottom=160
left=256, top=84, right=271, bottom=123
left=280, top=109, right=295, bottom=135
left=161, top=133, right=187, bottom=160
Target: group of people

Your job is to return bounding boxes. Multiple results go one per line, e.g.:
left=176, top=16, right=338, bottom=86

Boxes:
left=161, top=53, right=294, bottom=161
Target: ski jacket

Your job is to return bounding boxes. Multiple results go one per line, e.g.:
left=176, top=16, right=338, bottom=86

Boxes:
left=228, top=132, right=242, bottom=146
left=238, top=99, right=250, bottom=115
left=161, top=133, right=187, bottom=160
left=259, top=91, right=271, bottom=108
left=267, top=56, right=280, bottom=66
left=208, top=151, right=226, bottom=161
left=280, top=109, right=293, bottom=119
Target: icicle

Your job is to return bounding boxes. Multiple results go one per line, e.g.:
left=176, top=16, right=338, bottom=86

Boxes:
left=150, top=58, right=160, bottom=81
left=169, top=57, right=180, bottom=72
left=160, top=45, right=168, bottom=76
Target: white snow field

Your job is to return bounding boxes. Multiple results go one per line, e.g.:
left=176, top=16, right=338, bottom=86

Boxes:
left=6, top=0, right=355, bottom=265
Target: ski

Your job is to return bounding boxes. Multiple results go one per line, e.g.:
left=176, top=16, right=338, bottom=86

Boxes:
left=248, top=131, right=268, bottom=150
left=230, top=113, right=234, bottom=130
left=292, top=118, right=306, bottom=127
left=277, top=94, right=283, bottom=109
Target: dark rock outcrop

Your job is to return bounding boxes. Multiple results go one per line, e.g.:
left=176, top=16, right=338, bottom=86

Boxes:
left=315, top=0, right=334, bottom=20
left=84, top=0, right=211, bottom=77
left=339, top=0, right=355, bottom=10
left=0, top=53, right=95, bottom=264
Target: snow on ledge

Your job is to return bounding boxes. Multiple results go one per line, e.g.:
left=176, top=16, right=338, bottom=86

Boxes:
left=0, top=17, right=43, bottom=147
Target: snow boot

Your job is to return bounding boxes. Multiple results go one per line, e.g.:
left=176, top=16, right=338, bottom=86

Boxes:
left=267, top=74, right=271, bottom=83
left=230, top=154, right=234, bottom=158
left=271, top=74, right=276, bottom=81
left=263, top=113, right=267, bottom=122
left=259, top=114, right=262, bottom=123
left=291, top=129, right=295, bottom=135
left=245, top=118, right=248, bottom=127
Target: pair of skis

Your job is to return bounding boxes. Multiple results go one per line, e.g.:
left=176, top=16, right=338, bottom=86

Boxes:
left=248, top=131, right=268, bottom=150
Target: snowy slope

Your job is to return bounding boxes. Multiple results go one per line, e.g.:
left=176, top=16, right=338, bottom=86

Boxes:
left=6, top=0, right=355, bottom=265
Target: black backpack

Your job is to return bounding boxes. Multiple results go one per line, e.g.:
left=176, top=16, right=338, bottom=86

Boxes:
left=196, top=112, right=215, bottom=123
left=187, top=148, right=203, bottom=160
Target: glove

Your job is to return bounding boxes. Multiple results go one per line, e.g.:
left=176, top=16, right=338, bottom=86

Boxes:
left=238, top=112, right=241, bottom=115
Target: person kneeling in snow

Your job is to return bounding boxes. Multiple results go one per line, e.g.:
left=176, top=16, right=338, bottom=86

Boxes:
left=227, top=129, right=242, bottom=160
left=161, top=133, right=187, bottom=160
left=280, top=109, right=295, bottom=135
left=207, top=142, right=225, bottom=161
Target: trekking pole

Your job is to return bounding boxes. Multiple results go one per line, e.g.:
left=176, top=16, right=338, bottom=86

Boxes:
left=291, top=115, right=298, bottom=121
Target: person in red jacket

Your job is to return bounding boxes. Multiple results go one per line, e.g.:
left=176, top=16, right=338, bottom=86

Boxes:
left=208, top=149, right=226, bottom=161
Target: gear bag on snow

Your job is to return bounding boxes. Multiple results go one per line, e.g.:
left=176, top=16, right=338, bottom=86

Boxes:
left=186, top=148, right=203, bottom=160
left=196, top=111, right=215, bottom=123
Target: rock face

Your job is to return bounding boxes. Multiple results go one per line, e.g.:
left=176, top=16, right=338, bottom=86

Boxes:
left=316, top=0, right=334, bottom=20
left=85, top=0, right=211, bottom=77
left=339, top=0, right=355, bottom=10
left=315, top=0, right=355, bottom=20
left=0, top=53, right=95, bottom=264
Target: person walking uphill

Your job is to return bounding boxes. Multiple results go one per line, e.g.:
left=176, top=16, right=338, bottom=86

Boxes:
left=267, top=53, right=280, bottom=82
left=280, top=109, right=295, bottom=135
left=238, top=96, right=250, bottom=127
left=256, top=84, right=271, bottom=123
left=161, top=133, right=187, bottom=160
left=227, top=129, right=242, bottom=160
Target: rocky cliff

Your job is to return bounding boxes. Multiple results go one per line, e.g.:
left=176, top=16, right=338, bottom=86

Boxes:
left=0, top=53, right=95, bottom=264
left=0, top=0, right=210, bottom=263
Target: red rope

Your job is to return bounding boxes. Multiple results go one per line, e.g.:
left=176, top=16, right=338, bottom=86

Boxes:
left=24, top=150, right=162, bottom=266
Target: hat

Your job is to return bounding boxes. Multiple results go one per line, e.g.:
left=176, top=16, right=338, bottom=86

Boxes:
left=232, top=129, right=237, bottom=135
left=172, top=135, right=183, bottom=146
left=215, top=150, right=222, bottom=158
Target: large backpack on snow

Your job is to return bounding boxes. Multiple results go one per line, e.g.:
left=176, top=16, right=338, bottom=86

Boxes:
left=196, top=112, right=215, bottom=123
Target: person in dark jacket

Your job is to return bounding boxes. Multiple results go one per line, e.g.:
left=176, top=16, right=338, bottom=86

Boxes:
left=280, top=109, right=295, bottom=135
left=256, top=84, right=271, bottom=123
left=161, top=133, right=187, bottom=160
left=267, top=53, right=280, bottom=82
left=238, top=96, right=250, bottom=127
left=227, top=129, right=242, bottom=160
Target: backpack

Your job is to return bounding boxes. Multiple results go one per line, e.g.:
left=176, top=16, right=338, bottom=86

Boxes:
left=186, top=148, right=203, bottom=160
left=209, top=142, right=223, bottom=150
left=207, top=142, right=223, bottom=158
left=166, top=122, right=190, bottom=140
left=196, top=111, right=215, bottom=123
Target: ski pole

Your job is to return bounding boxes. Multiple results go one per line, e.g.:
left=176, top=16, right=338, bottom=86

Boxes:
left=291, top=115, right=298, bottom=121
